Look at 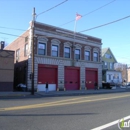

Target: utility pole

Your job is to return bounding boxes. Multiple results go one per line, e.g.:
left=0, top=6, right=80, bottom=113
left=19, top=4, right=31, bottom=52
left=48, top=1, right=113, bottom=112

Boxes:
left=31, top=7, right=36, bottom=95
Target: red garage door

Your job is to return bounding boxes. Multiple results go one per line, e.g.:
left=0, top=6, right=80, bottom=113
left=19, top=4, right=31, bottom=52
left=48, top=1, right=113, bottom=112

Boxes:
left=86, top=69, right=98, bottom=90
left=38, top=64, right=57, bottom=85
left=65, top=67, right=80, bottom=90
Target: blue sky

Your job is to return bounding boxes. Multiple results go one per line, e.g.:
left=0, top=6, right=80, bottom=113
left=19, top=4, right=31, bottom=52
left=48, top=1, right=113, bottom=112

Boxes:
left=0, top=0, right=130, bottom=65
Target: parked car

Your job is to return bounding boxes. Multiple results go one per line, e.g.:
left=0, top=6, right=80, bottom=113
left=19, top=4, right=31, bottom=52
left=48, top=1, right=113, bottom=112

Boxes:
left=16, top=84, right=26, bottom=91
left=126, top=82, right=130, bottom=86
left=102, top=82, right=112, bottom=89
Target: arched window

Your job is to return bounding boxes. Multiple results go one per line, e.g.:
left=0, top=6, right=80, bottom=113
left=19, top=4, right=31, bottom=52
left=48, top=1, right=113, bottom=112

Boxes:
left=37, top=37, right=48, bottom=55
left=64, top=42, right=72, bottom=58
left=51, top=39, right=61, bottom=57
left=84, top=46, right=91, bottom=61
left=74, top=44, right=82, bottom=60
left=93, top=48, right=99, bottom=62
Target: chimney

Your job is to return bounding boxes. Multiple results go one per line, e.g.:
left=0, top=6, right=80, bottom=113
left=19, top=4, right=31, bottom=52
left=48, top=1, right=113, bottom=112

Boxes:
left=0, top=41, right=5, bottom=50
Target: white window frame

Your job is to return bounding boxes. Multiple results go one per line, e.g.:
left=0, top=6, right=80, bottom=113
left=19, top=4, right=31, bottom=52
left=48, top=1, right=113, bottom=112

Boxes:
left=74, top=44, right=82, bottom=60
left=104, top=62, right=108, bottom=69
left=93, top=52, right=98, bottom=62
left=108, top=74, right=111, bottom=80
left=110, top=62, right=113, bottom=69
left=105, top=54, right=112, bottom=59
left=64, top=42, right=72, bottom=59
left=84, top=46, right=91, bottom=61
left=75, top=49, right=80, bottom=60
left=52, top=45, right=58, bottom=57
left=64, top=47, right=71, bottom=58
left=37, top=37, right=48, bottom=56
left=93, top=48, right=99, bottom=62
left=51, top=39, right=61, bottom=57
left=38, top=42, right=46, bottom=55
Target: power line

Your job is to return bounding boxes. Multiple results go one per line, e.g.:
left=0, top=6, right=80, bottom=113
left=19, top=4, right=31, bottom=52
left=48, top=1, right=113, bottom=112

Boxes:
left=59, top=0, right=116, bottom=26
left=0, top=26, right=26, bottom=31
left=0, top=0, right=115, bottom=32
left=0, top=32, right=26, bottom=38
left=1, top=14, right=130, bottom=43
left=79, top=14, right=130, bottom=33
left=36, top=0, right=68, bottom=18
left=0, top=0, right=68, bottom=32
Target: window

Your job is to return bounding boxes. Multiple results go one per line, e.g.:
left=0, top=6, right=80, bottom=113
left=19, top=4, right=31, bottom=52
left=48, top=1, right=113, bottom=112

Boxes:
left=108, top=74, right=111, bottom=80
left=25, top=36, right=28, bottom=42
left=110, top=63, right=113, bottom=69
left=105, top=54, right=112, bottom=59
left=16, top=49, right=20, bottom=61
left=38, top=42, right=46, bottom=55
left=64, top=47, right=70, bottom=58
left=93, top=52, right=98, bottom=62
left=85, top=51, right=90, bottom=61
left=24, top=44, right=28, bottom=56
left=75, top=49, right=80, bottom=60
left=52, top=45, right=58, bottom=57
left=104, top=62, right=108, bottom=68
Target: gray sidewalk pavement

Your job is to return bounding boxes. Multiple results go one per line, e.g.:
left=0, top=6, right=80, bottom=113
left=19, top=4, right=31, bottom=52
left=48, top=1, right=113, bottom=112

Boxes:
left=0, top=87, right=130, bottom=99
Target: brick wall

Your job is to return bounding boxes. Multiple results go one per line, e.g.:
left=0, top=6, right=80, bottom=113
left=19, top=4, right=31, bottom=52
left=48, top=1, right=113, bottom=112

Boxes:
left=5, top=30, right=30, bottom=63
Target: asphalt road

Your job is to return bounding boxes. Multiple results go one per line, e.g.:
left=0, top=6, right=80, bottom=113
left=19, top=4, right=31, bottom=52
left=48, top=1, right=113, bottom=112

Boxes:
left=0, top=92, right=130, bottom=130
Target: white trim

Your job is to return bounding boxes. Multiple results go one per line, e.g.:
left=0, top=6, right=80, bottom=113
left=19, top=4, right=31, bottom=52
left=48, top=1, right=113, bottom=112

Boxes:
left=35, top=30, right=102, bottom=47
left=64, top=41, right=72, bottom=47
left=84, top=46, right=91, bottom=61
left=51, top=39, right=61, bottom=57
left=63, top=42, right=72, bottom=59
left=75, top=44, right=82, bottom=49
left=93, top=47, right=100, bottom=62
left=75, top=48, right=81, bottom=60
left=51, top=39, right=61, bottom=45
left=85, top=50, right=91, bottom=61
left=37, top=37, right=48, bottom=56
left=84, top=46, right=91, bottom=50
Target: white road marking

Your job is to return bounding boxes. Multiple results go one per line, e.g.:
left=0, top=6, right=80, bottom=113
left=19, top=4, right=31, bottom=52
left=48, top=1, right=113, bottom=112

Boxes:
left=91, top=115, right=130, bottom=130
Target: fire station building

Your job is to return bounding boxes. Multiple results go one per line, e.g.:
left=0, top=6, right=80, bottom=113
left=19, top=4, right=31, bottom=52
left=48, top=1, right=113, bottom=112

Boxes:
left=5, top=21, right=102, bottom=91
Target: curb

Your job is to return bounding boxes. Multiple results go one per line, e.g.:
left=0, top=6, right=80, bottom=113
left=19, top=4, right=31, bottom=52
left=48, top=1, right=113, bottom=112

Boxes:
left=0, top=89, right=130, bottom=98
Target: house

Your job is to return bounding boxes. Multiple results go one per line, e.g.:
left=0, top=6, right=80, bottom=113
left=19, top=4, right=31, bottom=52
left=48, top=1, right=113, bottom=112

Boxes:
left=5, top=21, right=102, bottom=91
left=0, top=41, right=14, bottom=91
left=102, top=48, right=122, bottom=85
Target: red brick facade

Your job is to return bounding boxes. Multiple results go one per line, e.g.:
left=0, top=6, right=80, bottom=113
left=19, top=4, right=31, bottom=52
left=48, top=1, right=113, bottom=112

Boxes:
left=5, top=21, right=102, bottom=91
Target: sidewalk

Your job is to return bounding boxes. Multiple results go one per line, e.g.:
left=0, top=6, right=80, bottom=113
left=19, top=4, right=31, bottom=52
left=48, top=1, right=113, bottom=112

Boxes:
left=0, top=87, right=130, bottom=99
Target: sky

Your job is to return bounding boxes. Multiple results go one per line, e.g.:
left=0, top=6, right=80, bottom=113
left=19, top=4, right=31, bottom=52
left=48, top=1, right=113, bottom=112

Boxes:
left=0, top=0, right=130, bottom=65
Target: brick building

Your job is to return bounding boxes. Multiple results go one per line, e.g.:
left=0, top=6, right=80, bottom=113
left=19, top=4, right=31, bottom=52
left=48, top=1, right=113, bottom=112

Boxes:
left=0, top=41, right=14, bottom=91
left=5, top=21, right=102, bottom=91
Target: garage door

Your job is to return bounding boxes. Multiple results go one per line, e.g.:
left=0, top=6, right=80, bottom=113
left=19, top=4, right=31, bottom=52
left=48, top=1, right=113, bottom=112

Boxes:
left=38, top=64, right=57, bottom=85
left=86, top=69, right=98, bottom=90
left=65, top=67, right=80, bottom=90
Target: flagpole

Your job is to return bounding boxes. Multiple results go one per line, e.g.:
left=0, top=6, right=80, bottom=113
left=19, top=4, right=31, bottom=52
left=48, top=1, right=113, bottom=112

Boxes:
left=73, top=19, right=77, bottom=50
left=72, top=13, right=82, bottom=66
left=73, top=13, right=82, bottom=51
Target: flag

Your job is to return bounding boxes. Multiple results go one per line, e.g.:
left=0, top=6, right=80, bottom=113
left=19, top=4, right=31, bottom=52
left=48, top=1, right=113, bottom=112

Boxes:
left=76, top=13, right=82, bottom=20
